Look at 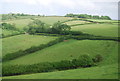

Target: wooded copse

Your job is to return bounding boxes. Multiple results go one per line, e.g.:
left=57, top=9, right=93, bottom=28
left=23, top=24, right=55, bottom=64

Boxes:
left=24, top=19, right=71, bottom=35
left=65, top=13, right=111, bottom=20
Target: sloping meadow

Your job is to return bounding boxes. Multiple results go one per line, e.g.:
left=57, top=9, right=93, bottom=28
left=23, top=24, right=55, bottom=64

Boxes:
left=3, top=39, right=118, bottom=79
left=2, top=34, right=57, bottom=57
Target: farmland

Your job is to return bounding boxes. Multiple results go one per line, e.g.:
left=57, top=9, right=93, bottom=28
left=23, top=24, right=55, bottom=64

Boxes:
left=71, top=24, right=118, bottom=37
left=2, top=34, right=57, bottom=56
left=1, top=14, right=119, bottom=79
left=2, top=17, right=73, bottom=29
left=2, top=29, right=20, bottom=37
left=87, top=19, right=118, bottom=23
left=4, top=63, right=118, bottom=79
left=4, top=40, right=117, bottom=65
left=64, top=20, right=91, bottom=26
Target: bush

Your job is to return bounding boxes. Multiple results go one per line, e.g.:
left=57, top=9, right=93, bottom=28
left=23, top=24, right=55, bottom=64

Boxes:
left=53, top=60, right=74, bottom=70
left=92, top=54, right=103, bottom=63
left=72, top=54, right=94, bottom=67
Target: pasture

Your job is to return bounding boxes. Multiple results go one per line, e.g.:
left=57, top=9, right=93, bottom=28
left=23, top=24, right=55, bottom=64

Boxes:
left=2, top=29, right=20, bottom=37
left=71, top=24, right=118, bottom=37
left=1, top=16, right=119, bottom=79
left=3, top=40, right=118, bottom=79
left=64, top=20, right=91, bottom=26
left=87, top=19, right=118, bottom=23
left=2, top=34, right=57, bottom=56
left=4, top=40, right=118, bottom=65
left=2, top=18, right=33, bottom=29
left=3, top=63, right=118, bottom=79
left=2, top=17, right=73, bottom=29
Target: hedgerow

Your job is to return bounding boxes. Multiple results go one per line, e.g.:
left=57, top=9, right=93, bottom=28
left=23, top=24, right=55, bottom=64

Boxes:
left=3, top=54, right=99, bottom=76
left=2, top=36, right=71, bottom=62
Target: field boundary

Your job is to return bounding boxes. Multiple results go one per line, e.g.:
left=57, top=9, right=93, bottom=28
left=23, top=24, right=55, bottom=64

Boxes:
left=3, top=54, right=101, bottom=76
left=2, top=33, right=119, bottom=62
left=2, top=36, right=70, bottom=62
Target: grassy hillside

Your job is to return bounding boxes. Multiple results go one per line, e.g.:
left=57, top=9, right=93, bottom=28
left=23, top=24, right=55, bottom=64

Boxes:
left=1, top=16, right=119, bottom=79
left=2, top=19, right=33, bottom=29
left=4, top=40, right=117, bottom=65
left=2, top=34, right=57, bottom=56
left=3, top=63, right=118, bottom=79
left=2, top=17, right=73, bottom=29
left=87, top=19, right=118, bottom=23
left=36, top=16, right=73, bottom=25
left=2, top=29, right=20, bottom=37
left=3, top=41, right=118, bottom=79
left=64, top=20, right=91, bottom=26
left=71, top=24, right=118, bottom=37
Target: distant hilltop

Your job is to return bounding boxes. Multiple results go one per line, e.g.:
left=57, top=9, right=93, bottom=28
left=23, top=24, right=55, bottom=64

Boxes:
left=1, top=13, right=111, bottom=20
left=65, top=13, right=111, bottom=20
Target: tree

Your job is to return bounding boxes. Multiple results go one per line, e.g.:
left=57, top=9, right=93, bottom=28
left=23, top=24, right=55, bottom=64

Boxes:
left=72, top=54, right=94, bottom=67
left=92, top=15, right=100, bottom=19
left=27, top=19, right=47, bottom=34
left=51, top=21, right=71, bottom=34
left=65, top=13, right=74, bottom=17
left=100, top=16, right=111, bottom=20
left=65, top=13, right=111, bottom=20
left=1, top=23, right=17, bottom=30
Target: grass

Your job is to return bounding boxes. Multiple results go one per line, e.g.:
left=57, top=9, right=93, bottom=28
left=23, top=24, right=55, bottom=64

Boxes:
left=2, top=17, right=73, bottom=29
left=2, top=19, right=33, bottom=29
left=3, top=63, right=118, bottom=79
left=87, top=19, right=118, bottom=23
left=71, top=24, right=118, bottom=37
left=3, top=40, right=118, bottom=79
left=4, top=40, right=118, bottom=65
left=64, top=20, right=91, bottom=25
left=35, top=16, right=73, bottom=25
left=2, top=34, right=57, bottom=56
left=1, top=17, right=119, bottom=79
left=2, top=29, right=20, bottom=36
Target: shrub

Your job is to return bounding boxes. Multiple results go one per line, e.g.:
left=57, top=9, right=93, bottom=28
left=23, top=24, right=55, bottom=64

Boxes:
left=92, top=54, right=103, bottom=63
left=53, top=60, right=74, bottom=70
left=72, top=54, right=94, bottom=67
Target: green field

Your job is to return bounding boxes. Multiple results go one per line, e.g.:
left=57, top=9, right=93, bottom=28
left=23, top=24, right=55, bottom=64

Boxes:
left=71, top=24, right=118, bottom=37
left=64, top=20, right=91, bottom=26
left=3, top=40, right=118, bottom=79
left=36, top=16, right=73, bottom=25
left=1, top=16, right=119, bottom=79
left=4, top=40, right=118, bottom=65
left=5, top=40, right=118, bottom=79
left=4, top=63, right=118, bottom=79
left=2, top=17, right=73, bottom=29
left=2, top=18, right=33, bottom=29
left=2, top=29, right=20, bottom=36
left=87, top=19, right=118, bottom=23
left=2, top=34, right=57, bottom=56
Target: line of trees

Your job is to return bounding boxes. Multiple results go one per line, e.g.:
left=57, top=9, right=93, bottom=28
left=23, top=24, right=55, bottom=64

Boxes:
left=3, top=54, right=103, bottom=76
left=24, top=19, right=71, bottom=35
left=2, top=13, right=44, bottom=20
left=65, top=13, right=111, bottom=20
